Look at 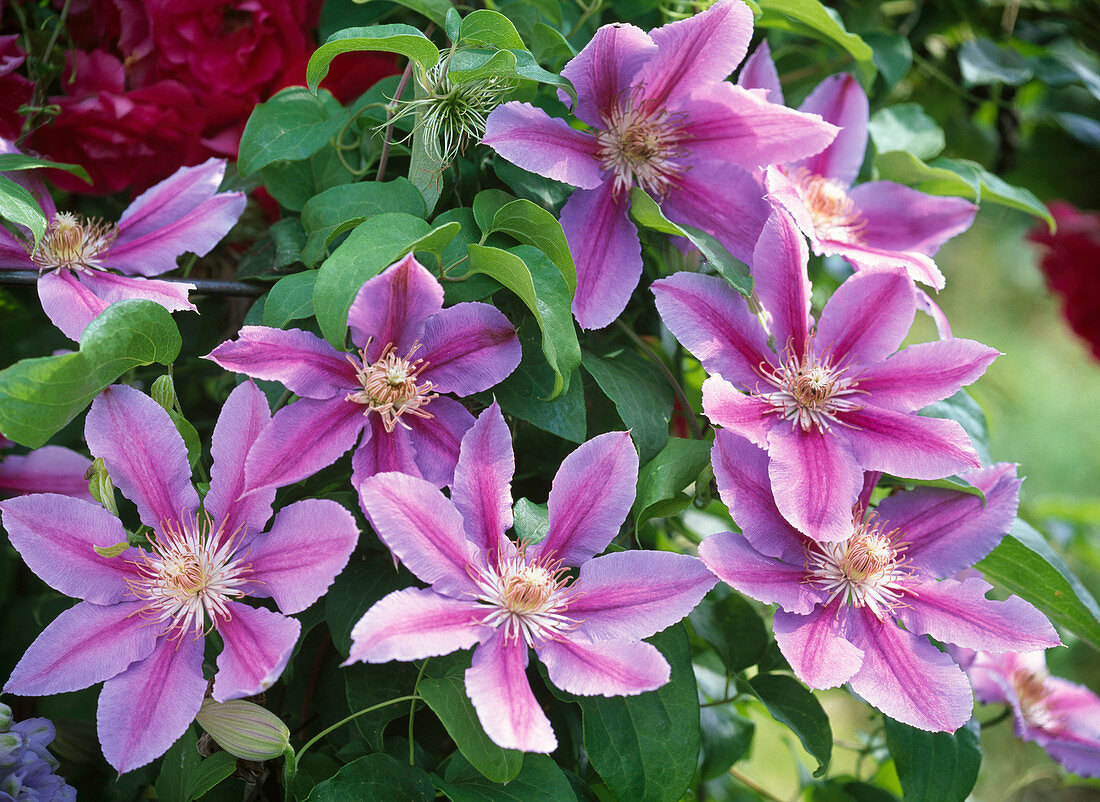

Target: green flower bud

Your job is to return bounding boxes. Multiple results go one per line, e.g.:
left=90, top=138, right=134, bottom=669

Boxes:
left=0, top=703, right=10, bottom=731
left=195, top=699, right=291, bottom=762
left=150, top=374, right=179, bottom=413
left=85, top=457, right=118, bottom=516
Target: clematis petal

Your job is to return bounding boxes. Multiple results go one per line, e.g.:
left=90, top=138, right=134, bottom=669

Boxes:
left=533, top=431, right=637, bottom=566
left=571, top=551, right=717, bottom=641
left=699, top=531, right=824, bottom=615
left=450, top=403, right=514, bottom=556
left=792, top=73, right=868, bottom=187
left=98, top=635, right=207, bottom=774
left=482, top=103, right=605, bottom=189
left=206, top=326, right=356, bottom=400
left=772, top=603, right=865, bottom=688
left=75, top=271, right=196, bottom=314
left=406, top=398, right=475, bottom=488
left=85, top=384, right=199, bottom=530
left=737, top=42, right=783, bottom=104
left=466, top=634, right=556, bottom=753
left=417, top=302, right=520, bottom=395
left=541, top=637, right=670, bottom=696
left=839, top=405, right=980, bottom=480
left=247, top=498, right=359, bottom=615
left=652, top=272, right=771, bottom=388
left=0, top=225, right=33, bottom=268
left=347, top=254, right=444, bottom=360
left=5, top=601, right=159, bottom=696
left=116, top=158, right=229, bottom=239
left=916, top=289, right=953, bottom=339
left=212, top=603, right=301, bottom=702
left=347, top=587, right=491, bottom=663
left=825, top=240, right=946, bottom=290
left=0, top=494, right=142, bottom=603
left=559, top=22, right=656, bottom=128
left=351, top=412, right=419, bottom=486
left=561, top=181, right=642, bottom=330
left=38, top=268, right=109, bottom=341
left=857, top=339, right=999, bottom=413
left=751, top=209, right=812, bottom=356
left=700, top=376, right=775, bottom=449
left=204, top=380, right=275, bottom=539
left=357, top=471, right=478, bottom=596
left=896, top=577, right=1060, bottom=653
left=814, top=269, right=916, bottom=367
left=0, top=444, right=92, bottom=499
left=849, top=181, right=977, bottom=256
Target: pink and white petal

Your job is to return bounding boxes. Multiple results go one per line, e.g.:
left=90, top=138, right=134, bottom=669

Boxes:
left=916, top=289, right=952, bottom=339
left=561, top=182, right=642, bottom=330
left=828, top=240, right=946, bottom=290
left=699, top=532, right=824, bottom=615
left=772, top=603, right=864, bottom=688
left=857, top=339, right=999, bottom=413
left=346, top=587, right=491, bottom=663
left=0, top=494, right=142, bottom=603
left=116, top=158, right=228, bottom=239
left=737, top=42, right=783, bottom=104
left=418, top=303, right=520, bottom=395
left=700, top=377, right=775, bottom=449
left=85, top=384, right=198, bottom=530
left=97, top=634, right=207, bottom=774
left=75, top=271, right=196, bottom=313
left=559, top=23, right=656, bottom=128
left=4, top=601, right=159, bottom=696
left=347, top=254, right=444, bottom=360
left=849, top=182, right=977, bottom=256
left=0, top=444, right=92, bottom=499
left=533, top=431, right=638, bottom=566
left=571, top=551, right=717, bottom=641
left=640, top=0, right=753, bottom=106
left=405, top=396, right=474, bottom=488
left=205, top=326, right=356, bottom=400
left=244, top=397, right=365, bottom=491
left=896, top=577, right=1060, bottom=653
left=38, top=269, right=109, bottom=341
left=840, top=406, right=981, bottom=480
left=766, top=428, right=863, bottom=543
left=876, top=462, right=1020, bottom=577
left=540, top=637, right=670, bottom=696
left=792, top=73, right=868, bottom=187
left=212, top=603, right=300, bottom=701
left=357, top=471, right=479, bottom=596
left=751, top=209, right=812, bottom=355
left=846, top=608, right=973, bottom=732
left=466, top=634, right=557, bottom=752
left=814, top=269, right=916, bottom=367
left=765, top=165, right=821, bottom=247
left=352, top=413, right=421, bottom=485
left=652, top=273, right=770, bottom=388
left=204, top=380, right=275, bottom=538
left=482, top=103, right=605, bottom=189
left=450, top=403, right=514, bottom=555
left=247, top=498, right=359, bottom=614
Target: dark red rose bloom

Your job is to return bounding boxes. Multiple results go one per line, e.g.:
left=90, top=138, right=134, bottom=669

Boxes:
left=0, top=34, right=33, bottom=141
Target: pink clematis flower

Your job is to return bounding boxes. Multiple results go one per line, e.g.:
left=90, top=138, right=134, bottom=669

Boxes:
left=481, top=0, right=837, bottom=330
left=0, top=436, right=93, bottom=500
left=207, top=254, right=521, bottom=491
left=0, top=382, right=359, bottom=773
left=956, top=649, right=1100, bottom=777
left=347, top=403, right=717, bottom=752
left=653, top=209, right=997, bottom=541
left=0, top=141, right=246, bottom=341
left=700, top=434, right=1060, bottom=732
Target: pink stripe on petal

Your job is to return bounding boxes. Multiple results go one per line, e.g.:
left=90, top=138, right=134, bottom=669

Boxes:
left=347, top=587, right=490, bottom=663
left=701, top=376, right=775, bottom=448
left=206, top=326, right=356, bottom=400
left=76, top=271, right=196, bottom=312
left=86, top=385, right=198, bottom=530
left=559, top=23, right=656, bottom=128
left=827, top=240, right=946, bottom=290
left=0, top=445, right=92, bottom=499
left=0, top=225, right=33, bottom=269
left=840, top=406, right=980, bottom=480
left=116, top=158, right=227, bottom=239
left=212, top=602, right=300, bottom=701
left=737, top=42, right=783, bottom=104
left=850, top=181, right=976, bottom=256
left=858, top=339, right=999, bottom=413
left=450, top=403, right=514, bottom=557
left=418, top=303, right=520, bottom=396
left=772, top=603, right=864, bottom=688
left=482, top=103, right=604, bottom=190
left=540, top=637, right=670, bottom=696
left=466, top=634, right=556, bottom=752
left=38, top=268, right=108, bottom=341
left=347, top=254, right=443, bottom=360
left=752, top=210, right=812, bottom=356
left=815, top=269, right=915, bottom=367
left=352, top=413, right=421, bottom=485
left=699, top=531, right=823, bottom=615
left=767, top=428, right=863, bottom=543
left=793, top=73, right=869, bottom=187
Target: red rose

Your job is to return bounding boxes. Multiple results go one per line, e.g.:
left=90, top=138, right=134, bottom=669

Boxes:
left=0, top=34, right=33, bottom=141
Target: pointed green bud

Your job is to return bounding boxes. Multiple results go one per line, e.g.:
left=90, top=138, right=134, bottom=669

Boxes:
left=196, top=699, right=291, bottom=762
left=85, top=457, right=118, bottom=516
left=150, top=374, right=179, bottom=413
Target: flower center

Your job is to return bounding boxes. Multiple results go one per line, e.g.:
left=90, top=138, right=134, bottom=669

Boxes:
left=471, top=545, right=578, bottom=646
left=345, top=342, right=437, bottom=432
left=596, top=91, right=689, bottom=198
left=758, top=341, right=865, bottom=433
left=806, top=517, right=912, bottom=619
left=1012, top=668, right=1062, bottom=732
left=30, top=212, right=117, bottom=273
left=789, top=167, right=865, bottom=243
left=126, top=512, right=252, bottom=641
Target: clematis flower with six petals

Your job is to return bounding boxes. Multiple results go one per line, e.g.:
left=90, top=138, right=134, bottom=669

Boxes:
left=481, top=0, right=838, bottom=330
left=700, top=433, right=1060, bottom=732
left=653, top=209, right=998, bottom=541
left=0, top=382, right=359, bottom=774
left=207, top=254, right=521, bottom=491
left=346, top=403, right=717, bottom=752
left=0, top=143, right=246, bottom=341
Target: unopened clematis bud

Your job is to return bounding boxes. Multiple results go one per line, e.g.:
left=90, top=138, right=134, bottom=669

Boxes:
left=196, top=699, right=292, bottom=762
left=150, top=374, right=179, bottom=413
left=0, top=703, right=11, bottom=731
left=85, top=457, right=117, bottom=515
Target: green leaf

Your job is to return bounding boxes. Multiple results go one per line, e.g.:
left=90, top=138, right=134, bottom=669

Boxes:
left=530, top=23, right=575, bottom=67
left=445, top=7, right=462, bottom=42
left=263, top=271, right=317, bottom=328
left=863, top=32, right=912, bottom=89
left=0, top=153, right=91, bottom=184
left=155, top=728, right=237, bottom=802
left=0, top=174, right=46, bottom=245
left=490, top=199, right=576, bottom=292
left=446, top=48, right=519, bottom=85
left=494, top=324, right=585, bottom=443
left=466, top=244, right=580, bottom=398
left=699, top=705, right=754, bottom=781
left=305, top=753, right=434, bottom=801
left=258, top=144, right=356, bottom=212
left=167, top=409, right=201, bottom=470
left=876, top=474, right=985, bottom=503
left=690, top=588, right=767, bottom=673
left=919, top=389, right=991, bottom=467
left=301, top=179, right=426, bottom=266
left=577, top=625, right=699, bottom=802
left=352, top=0, right=453, bottom=28
left=0, top=300, right=182, bottom=448
left=472, top=189, right=517, bottom=234
left=883, top=716, right=980, bottom=802
left=632, top=438, right=712, bottom=534
left=746, top=673, right=832, bottom=776
left=512, top=497, right=549, bottom=544
left=957, top=39, right=1032, bottom=87
left=581, top=349, right=671, bottom=463
left=872, top=151, right=978, bottom=199
left=978, top=518, right=1100, bottom=651
left=868, top=104, right=945, bottom=161
left=754, top=0, right=876, bottom=87
left=308, top=25, right=441, bottom=92
left=493, top=158, right=571, bottom=210
left=458, top=10, right=525, bottom=49
left=509, top=50, right=578, bottom=109
left=239, top=87, right=345, bottom=176
left=420, top=656, right=524, bottom=783
left=941, top=159, right=1054, bottom=230
left=436, top=753, right=576, bottom=801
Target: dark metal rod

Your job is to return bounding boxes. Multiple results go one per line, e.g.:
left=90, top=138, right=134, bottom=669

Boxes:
left=0, top=271, right=265, bottom=297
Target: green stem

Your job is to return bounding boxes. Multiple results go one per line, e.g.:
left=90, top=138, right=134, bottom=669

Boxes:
left=409, top=659, right=430, bottom=765
left=614, top=320, right=703, bottom=440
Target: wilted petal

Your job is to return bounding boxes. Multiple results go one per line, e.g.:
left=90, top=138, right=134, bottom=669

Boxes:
left=857, top=339, right=999, bottom=413
left=700, top=532, right=824, bottom=615
left=840, top=405, right=980, bottom=480
left=212, top=603, right=300, bottom=701
left=701, top=377, right=775, bottom=449
left=541, top=637, right=670, bottom=696
left=737, top=42, right=783, bottom=104
left=792, top=73, right=868, bottom=187
left=347, top=254, right=444, bottom=360
left=559, top=23, right=655, bottom=128
left=773, top=603, right=865, bottom=688
left=0, top=444, right=91, bottom=499
left=767, top=428, right=863, bottom=542
left=815, top=269, right=915, bottom=367
left=418, top=302, right=520, bottom=395
left=76, top=271, right=196, bottom=314
left=450, top=403, right=514, bottom=556
left=849, top=181, right=977, bottom=256
left=205, top=380, right=275, bottom=538
left=347, top=587, right=491, bottom=663
left=751, top=209, right=812, bottom=356
left=38, top=268, right=109, bottom=341
left=206, top=326, right=356, bottom=400
left=482, top=103, right=604, bottom=189
left=466, top=634, right=556, bottom=752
